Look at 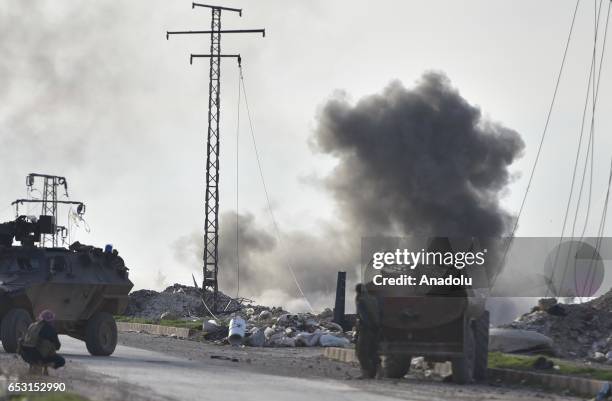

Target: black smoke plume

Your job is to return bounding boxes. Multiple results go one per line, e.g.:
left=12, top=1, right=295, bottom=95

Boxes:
left=314, top=72, right=524, bottom=238
left=175, top=72, right=525, bottom=313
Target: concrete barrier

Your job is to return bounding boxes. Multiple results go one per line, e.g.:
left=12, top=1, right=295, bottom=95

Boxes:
left=116, top=322, right=191, bottom=339
left=323, top=347, right=358, bottom=363
left=323, top=347, right=608, bottom=397
left=488, top=368, right=606, bottom=398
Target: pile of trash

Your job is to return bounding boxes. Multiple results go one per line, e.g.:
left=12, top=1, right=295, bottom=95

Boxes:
left=501, top=295, right=612, bottom=361
left=124, top=284, right=353, bottom=348
left=203, top=309, right=353, bottom=348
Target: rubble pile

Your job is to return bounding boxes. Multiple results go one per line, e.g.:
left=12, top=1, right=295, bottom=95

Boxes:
left=202, top=289, right=255, bottom=314
left=501, top=294, right=612, bottom=360
left=125, top=284, right=288, bottom=320
left=124, top=284, right=209, bottom=319
left=124, top=284, right=353, bottom=348
left=220, top=309, right=353, bottom=348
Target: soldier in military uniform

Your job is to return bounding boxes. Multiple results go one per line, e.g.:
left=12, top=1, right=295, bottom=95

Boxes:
left=19, top=310, right=65, bottom=374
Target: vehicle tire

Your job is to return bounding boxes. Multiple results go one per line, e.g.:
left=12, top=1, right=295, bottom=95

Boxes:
left=1, top=308, right=32, bottom=353
left=383, top=354, right=411, bottom=379
left=85, top=312, right=117, bottom=356
left=473, top=311, right=489, bottom=382
left=356, top=323, right=379, bottom=378
left=452, top=319, right=475, bottom=384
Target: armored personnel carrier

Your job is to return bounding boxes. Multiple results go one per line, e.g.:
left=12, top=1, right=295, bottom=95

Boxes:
left=0, top=174, right=133, bottom=356
left=356, top=237, right=490, bottom=384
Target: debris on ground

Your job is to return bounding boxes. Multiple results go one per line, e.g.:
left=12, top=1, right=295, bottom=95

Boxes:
left=532, top=356, right=554, bottom=370
left=125, top=284, right=288, bottom=321
left=230, top=312, right=353, bottom=348
left=203, top=319, right=221, bottom=332
left=124, top=285, right=210, bottom=319
left=210, top=355, right=239, bottom=363
left=501, top=292, right=612, bottom=360
left=228, top=316, right=247, bottom=346
left=124, top=283, right=353, bottom=348
left=160, top=311, right=179, bottom=320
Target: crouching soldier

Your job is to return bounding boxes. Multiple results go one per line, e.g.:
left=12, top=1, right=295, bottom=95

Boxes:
left=19, top=310, right=65, bottom=374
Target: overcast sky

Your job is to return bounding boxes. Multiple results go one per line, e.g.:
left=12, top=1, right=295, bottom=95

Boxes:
left=1, top=0, right=611, bottom=311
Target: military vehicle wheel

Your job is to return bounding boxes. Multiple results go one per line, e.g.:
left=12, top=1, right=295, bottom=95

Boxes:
left=85, top=312, right=117, bottom=356
left=473, top=311, right=489, bottom=382
left=452, top=320, right=475, bottom=384
left=356, top=324, right=379, bottom=378
left=1, top=308, right=32, bottom=353
left=383, top=354, right=411, bottom=378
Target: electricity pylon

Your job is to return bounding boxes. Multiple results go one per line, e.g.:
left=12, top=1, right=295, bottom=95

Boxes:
left=167, top=3, right=265, bottom=312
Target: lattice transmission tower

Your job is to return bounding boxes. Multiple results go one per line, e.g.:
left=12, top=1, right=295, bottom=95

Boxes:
left=167, top=3, right=265, bottom=311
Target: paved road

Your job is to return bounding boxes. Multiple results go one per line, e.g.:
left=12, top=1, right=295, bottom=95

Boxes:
left=58, top=336, right=581, bottom=401
left=60, top=336, right=400, bottom=401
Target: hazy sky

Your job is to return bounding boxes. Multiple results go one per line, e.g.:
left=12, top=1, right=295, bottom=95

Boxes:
left=1, top=0, right=610, bottom=311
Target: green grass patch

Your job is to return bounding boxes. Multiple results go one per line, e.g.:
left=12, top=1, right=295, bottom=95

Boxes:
left=489, top=352, right=612, bottom=381
left=9, top=393, right=89, bottom=401
left=114, top=316, right=203, bottom=331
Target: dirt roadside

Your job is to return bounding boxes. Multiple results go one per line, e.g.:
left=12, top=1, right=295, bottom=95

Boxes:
left=117, top=332, right=584, bottom=401
left=0, top=351, right=170, bottom=401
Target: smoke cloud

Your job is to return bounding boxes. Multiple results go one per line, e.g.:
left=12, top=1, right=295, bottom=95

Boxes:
left=0, top=2, right=128, bottom=166
left=173, top=211, right=357, bottom=311
left=175, top=72, right=525, bottom=315
left=314, top=72, right=524, bottom=238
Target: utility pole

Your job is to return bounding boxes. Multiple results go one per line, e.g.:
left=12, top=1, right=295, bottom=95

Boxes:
left=167, top=3, right=265, bottom=312
left=333, top=271, right=346, bottom=329
left=29, top=174, right=66, bottom=247
left=12, top=173, right=86, bottom=248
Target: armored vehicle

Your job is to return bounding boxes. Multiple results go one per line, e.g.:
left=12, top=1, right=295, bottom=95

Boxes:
left=0, top=174, right=133, bottom=356
left=356, top=238, right=490, bottom=384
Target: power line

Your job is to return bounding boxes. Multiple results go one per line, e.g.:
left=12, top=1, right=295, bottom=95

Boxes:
left=583, top=159, right=612, bottom=297
left=508, top=0, right=581, bottom=241
left=570, top=0, right=609, bottom=298
left=555, top=0, right=608, bottom=297
left=239, top=65, right=315, bottom=313
left=570, top=0, right=604, bottom=241
left=235, top=64, right=241, bottom=299
left=492, top=0, right=581, bottom=291
left=579, top=0, right=612, bottom=298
